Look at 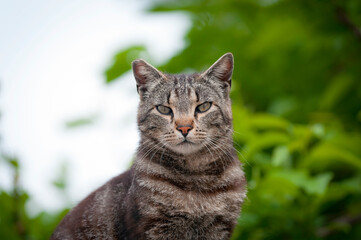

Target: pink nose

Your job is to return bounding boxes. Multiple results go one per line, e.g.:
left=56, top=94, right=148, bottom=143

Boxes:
left=176, top=125, right=193, bottom=137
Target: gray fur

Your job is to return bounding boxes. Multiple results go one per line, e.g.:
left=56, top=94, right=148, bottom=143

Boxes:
left=52, top=53, right=247, bottom=240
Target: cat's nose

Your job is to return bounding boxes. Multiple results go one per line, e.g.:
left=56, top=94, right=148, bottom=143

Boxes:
left=176, top=124, right=193, bottom=137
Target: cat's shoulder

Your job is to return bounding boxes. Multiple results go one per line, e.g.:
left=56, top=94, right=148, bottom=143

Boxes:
left=51, top=169, right=134, bottom=239
left=107, top=168, right=133, bottom=190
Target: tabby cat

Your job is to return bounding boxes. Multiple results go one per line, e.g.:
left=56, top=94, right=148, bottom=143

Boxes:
left=51, top=53, right=247, bottom=240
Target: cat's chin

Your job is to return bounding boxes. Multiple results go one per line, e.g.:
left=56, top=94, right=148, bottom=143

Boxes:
left=168, top=141, right=203, bottom=155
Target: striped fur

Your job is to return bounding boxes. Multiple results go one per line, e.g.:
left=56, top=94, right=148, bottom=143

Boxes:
left=51, top=53, right=247, bottom=240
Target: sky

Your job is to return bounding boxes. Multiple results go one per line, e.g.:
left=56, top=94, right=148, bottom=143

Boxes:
left=0, top=0, right=189, bottom=214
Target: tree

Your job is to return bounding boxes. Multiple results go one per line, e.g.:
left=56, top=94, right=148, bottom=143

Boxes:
left=105, top=0, right=361, bottom=239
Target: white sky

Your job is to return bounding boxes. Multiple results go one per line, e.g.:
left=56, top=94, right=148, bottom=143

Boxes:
left=0, top=0, right=189, bottom=214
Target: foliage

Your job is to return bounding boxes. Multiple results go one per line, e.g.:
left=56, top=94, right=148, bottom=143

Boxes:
left=105, top=45, right=148, bottom=83
left=65, top=115, right=99, bottom=129
left=0, top=156, right=69, bottom=240
left=106, top=0, right=361, bottom=239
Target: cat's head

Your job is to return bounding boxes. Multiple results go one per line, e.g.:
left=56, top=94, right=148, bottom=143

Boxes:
left=132, top=53, right=234, bottom=155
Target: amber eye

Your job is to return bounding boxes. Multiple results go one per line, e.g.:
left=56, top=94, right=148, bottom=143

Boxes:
left=157, top=105, right=172, bottom=115
left=196, top=102, right=212, bottom=113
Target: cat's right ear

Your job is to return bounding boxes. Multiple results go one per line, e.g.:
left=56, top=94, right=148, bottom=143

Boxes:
left=132, top=59, right=166, bottom=94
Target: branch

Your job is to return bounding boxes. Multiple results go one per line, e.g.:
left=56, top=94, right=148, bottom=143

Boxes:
left=5, top=156, right=27, bottom=239
left=317, top=213, right=361, bottom=237
left=336, top=6, right=361, bottom=41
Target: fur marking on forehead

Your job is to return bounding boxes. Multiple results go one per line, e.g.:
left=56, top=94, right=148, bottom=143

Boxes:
left=169, top=85, right=197, bottom=105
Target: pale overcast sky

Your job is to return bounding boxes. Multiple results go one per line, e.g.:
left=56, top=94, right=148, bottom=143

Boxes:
left=0, top=0, right=189, bottom=213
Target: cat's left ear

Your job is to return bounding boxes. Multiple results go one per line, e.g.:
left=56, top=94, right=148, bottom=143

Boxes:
left=132, top=59, right=166, bottom=93
left=201, top=53, right=234, bottom=87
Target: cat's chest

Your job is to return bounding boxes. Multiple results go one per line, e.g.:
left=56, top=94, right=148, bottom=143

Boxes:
left=135, top=187, right=240, bottom=240
left=163, top=190, right=227, bottom=214
left=137, top=178, right=242, bottom=215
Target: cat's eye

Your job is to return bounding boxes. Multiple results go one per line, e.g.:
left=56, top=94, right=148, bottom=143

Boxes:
left=196, top=102, right=212, bottom=113
left=157, top=105, right=172, bottom=115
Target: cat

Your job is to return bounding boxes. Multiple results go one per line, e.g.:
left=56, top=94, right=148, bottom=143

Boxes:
left=51, top=53, right=247, bottom=240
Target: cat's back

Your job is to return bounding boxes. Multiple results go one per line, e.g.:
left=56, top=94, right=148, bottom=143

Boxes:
left=51, top=169, right=133, bottom=240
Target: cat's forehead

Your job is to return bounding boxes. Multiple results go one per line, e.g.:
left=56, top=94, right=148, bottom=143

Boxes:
left=170, top=74, right=198, bottom=98
left=149, top=73, right=220, bottom=107
left=170, top=73, right=198, bottom=86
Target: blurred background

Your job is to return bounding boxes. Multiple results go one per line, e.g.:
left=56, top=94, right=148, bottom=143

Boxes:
left=1, top=0, right=360, bottom=239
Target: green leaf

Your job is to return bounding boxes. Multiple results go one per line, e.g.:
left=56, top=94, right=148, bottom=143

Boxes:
left=304, top=173, right=333, bottom=195
left=271, top=170, right=333, bottom=195
left=104, top=45, right=147, bottom=83
left=271, top=145, right=290, bottom=167
left=52, top=162, right=68, bottom=191
left=319, top=74, right=353, bottom=110
left=1, top=155, right=19, bottom=170
left=249, top=113, right=290, bottom=131
left=306, top=142, right=361, bottom=170
left=246, top=132, right=290, bottom=157
left=65, top=115, right=98, bottom=129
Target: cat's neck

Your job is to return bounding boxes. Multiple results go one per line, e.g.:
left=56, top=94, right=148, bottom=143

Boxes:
left=134, top=136, right=238, bottom=176
left=132, top=136, right=242, bottom=193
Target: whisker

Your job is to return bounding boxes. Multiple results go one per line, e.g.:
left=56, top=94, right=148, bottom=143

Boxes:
left=209, top=137, right=251, bottom=167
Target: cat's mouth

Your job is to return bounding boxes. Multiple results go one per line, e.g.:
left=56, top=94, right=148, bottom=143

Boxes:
left=178, top=139, right=195, bottom=145
left=169, top=138, right=204, bottom=154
